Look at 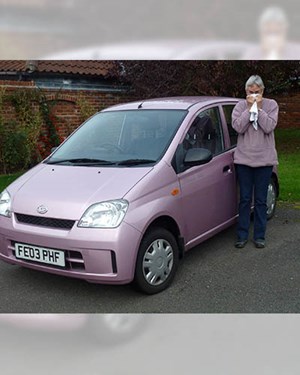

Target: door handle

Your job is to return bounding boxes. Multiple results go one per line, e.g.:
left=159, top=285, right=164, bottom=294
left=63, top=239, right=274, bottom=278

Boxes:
left=223, top=165, right=232, bottom=173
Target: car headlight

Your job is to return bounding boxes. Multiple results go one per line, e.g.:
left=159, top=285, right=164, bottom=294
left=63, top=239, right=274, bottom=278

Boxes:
left=0, top=190, right=12, bottom=217
left=78, top=200, right=129, bottom=228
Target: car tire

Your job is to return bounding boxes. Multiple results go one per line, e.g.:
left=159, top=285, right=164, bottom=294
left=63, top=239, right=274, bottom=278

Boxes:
left=87, top=314, right=146, bottom=344
left=134, top=227, right=179, bottom=294
left=267, top=177, right=277, bottom=220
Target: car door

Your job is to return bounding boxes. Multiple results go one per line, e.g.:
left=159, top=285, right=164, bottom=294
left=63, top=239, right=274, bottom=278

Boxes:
left=177, top=105, right=237, bottom=246
left=220, top=101, right=240, bottom=211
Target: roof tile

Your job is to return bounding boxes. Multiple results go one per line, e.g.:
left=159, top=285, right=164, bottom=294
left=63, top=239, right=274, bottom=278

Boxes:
left=0, top=60, right=118, bottom=77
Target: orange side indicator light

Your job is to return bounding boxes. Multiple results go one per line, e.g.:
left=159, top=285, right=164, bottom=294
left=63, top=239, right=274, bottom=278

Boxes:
left=171, top=188, right=180, bottom=196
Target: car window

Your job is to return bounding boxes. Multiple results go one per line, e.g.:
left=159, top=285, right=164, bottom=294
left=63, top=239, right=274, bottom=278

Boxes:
left=47, top=110, right=187, bottom=165
left=183, top=106, right=224, bottom=156
left=223, top=104, right=238, bottom=148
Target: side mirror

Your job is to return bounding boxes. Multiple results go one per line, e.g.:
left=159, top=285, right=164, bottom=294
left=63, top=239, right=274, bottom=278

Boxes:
left=184, top=148, right=213, bottom=167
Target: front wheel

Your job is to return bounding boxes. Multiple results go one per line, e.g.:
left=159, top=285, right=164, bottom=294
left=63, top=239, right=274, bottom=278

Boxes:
left=134, top=227, right=179, bottom=294
left=267, top=177, right=277, bottom=220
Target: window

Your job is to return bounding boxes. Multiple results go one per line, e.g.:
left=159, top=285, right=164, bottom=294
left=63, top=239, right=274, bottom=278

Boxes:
left=48, top=109, right=187, bottom=164
left=183, top=107, right=224, bottom=155
left=223, top=104, right=238, bottom=148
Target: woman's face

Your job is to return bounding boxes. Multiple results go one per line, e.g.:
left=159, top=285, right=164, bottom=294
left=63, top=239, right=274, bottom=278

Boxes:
left=246, top=84, right=264, bottom=96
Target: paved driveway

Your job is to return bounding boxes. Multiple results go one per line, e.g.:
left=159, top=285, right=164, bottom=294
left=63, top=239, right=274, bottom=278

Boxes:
left=1, top=203, right=299, bottom=313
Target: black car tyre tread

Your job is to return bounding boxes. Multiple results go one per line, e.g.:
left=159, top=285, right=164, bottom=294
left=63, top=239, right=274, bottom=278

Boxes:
left=134, top=227, right=179, bottom=294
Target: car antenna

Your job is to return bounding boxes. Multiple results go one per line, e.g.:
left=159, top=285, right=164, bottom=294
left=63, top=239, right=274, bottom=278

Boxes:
left=138, top=102, right=144, bottom=109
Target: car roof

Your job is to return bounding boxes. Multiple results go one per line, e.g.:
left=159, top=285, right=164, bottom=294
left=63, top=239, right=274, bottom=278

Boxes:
left=103, top=96, right=240, bottom=111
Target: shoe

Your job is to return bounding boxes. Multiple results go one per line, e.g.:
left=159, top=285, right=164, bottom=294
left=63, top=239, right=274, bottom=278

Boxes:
left=235, top=239, right=248, bottom=248
left=254, top=239, right=265, bottom=248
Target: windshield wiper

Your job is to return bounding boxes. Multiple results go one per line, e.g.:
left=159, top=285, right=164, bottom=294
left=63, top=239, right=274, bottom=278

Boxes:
left=46, top=158, right=115, bottom=165
left=117, top=159, right=156, bottom=166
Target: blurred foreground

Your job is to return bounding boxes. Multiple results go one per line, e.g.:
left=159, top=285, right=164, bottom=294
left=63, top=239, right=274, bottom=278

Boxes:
left=1, top=314, right=300, bottom=374
left=0, top=1, right=300, bottom=59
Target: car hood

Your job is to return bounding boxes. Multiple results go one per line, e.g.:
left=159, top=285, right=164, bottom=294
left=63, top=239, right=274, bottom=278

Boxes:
left=10, top=164, right=152, bottom=220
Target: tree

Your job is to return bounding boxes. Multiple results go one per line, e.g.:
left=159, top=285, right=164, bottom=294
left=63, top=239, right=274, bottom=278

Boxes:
left=119, top=61, right=299, bottom=99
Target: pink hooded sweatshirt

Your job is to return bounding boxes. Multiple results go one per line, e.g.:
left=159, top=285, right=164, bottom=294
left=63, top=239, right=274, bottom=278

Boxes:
left=232, top=98, right=279, bottom=167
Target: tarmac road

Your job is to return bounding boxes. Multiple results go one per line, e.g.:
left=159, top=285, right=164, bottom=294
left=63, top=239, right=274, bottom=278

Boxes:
left=0, top=203, right=300, bottom=313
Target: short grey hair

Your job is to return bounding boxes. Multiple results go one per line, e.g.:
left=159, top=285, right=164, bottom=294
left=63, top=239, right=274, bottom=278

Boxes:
left=259, top=6, right=288, bottom=30
left=245, top=75, right=265, bottom=90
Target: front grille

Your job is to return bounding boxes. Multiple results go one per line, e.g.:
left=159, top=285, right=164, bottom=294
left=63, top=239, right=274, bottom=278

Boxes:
left=15, top=213, right=75, bottom=230
left=65, top=249, right=85, bottom=270
left=10, top=242, right=85, bottom=271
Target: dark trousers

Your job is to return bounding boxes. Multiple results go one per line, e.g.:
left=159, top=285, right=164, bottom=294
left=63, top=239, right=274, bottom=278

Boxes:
left=235, top=164, right=273, bottom=241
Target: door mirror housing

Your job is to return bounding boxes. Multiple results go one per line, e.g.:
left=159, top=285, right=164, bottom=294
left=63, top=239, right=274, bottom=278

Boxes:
left=184, top=148, right=213, bottom=167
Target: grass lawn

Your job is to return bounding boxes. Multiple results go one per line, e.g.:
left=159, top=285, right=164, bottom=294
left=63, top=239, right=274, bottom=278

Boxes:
left=0, top=129, right=299, bottom=202
left=276, top=128, right=300, bottom=202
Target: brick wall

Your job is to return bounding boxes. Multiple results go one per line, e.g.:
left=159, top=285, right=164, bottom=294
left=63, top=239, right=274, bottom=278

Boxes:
left=273, top=92, right=300, bottom=129
left=0, top=80, right=135, bottom=157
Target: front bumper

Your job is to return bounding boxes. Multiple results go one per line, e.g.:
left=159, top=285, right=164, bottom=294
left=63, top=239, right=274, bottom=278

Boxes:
left=0, top=214, right=142, bottom=285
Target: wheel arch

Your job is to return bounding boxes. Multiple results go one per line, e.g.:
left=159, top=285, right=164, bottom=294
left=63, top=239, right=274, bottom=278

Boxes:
left=143, top=215, right=185, bottom=259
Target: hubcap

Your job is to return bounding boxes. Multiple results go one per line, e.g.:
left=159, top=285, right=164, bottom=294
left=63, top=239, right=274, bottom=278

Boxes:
left=267, top=182, right=276, bottom=216
left=142, top=239, right=174, bottom=286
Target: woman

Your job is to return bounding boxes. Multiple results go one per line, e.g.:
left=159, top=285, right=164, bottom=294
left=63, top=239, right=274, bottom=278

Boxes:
left=232, top=75, right=279, bottom=248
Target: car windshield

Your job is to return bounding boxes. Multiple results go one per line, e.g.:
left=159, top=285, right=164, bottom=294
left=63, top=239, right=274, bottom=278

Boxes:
left=46, top=109, right=187, bottom=166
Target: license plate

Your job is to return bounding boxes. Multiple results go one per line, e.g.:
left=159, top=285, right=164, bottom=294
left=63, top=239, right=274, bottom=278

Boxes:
left=15, top=243, right=65, bottom=267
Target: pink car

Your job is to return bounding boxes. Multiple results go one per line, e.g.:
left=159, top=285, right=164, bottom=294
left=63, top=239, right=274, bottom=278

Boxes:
left=0, top=314, right=145, bottom=343
left=0, top=97, right=279, bottom=294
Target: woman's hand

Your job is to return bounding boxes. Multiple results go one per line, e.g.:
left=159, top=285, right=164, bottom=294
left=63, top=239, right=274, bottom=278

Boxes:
left=256, top=94, right=263, bottom=109
left=246, top=94, right=256, bottom=110
left=247, top=94, right=263, bottom=110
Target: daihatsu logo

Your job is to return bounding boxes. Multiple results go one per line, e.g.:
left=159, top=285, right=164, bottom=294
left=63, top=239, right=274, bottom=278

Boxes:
left=37, top=205, right=48, bottom=214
